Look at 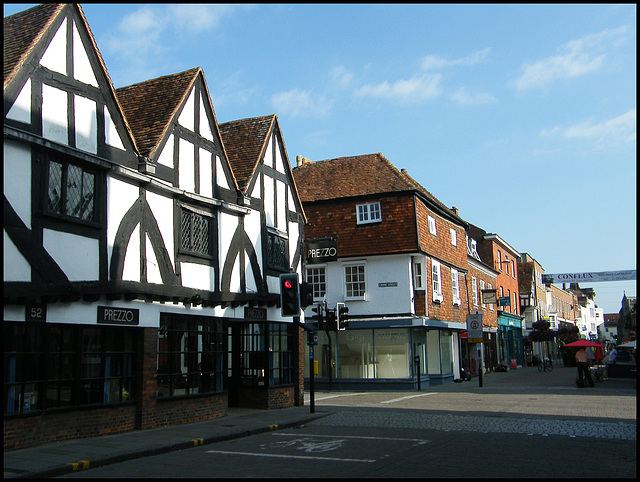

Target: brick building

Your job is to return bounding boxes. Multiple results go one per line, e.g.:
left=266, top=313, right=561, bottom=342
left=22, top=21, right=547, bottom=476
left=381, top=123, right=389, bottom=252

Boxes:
left=467, top=224, right=524, bottom=366
left=293, top=153, right=470, bottom=388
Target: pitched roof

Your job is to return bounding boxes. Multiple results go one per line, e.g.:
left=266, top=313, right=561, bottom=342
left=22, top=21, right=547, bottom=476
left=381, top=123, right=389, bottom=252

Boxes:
left=292, top=153, right=466, bottom=225
left=4, top=4, right=138, bottom=153
left=3, top=3, right=63, bottom=88
left=115, top=68, right=200, bottom=160
left=218, top=115, right=275, bottom=193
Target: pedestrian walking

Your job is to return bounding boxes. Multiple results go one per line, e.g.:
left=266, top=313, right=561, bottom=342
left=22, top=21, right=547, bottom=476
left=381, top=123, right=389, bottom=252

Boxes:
left=608, top=345, right=618, bottom=364
left=575, top=347, right=594, bottom=388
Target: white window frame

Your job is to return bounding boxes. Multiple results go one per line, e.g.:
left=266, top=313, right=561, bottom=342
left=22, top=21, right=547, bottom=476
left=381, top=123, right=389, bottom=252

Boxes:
left=428, top=215, right=437, bottom=236
left=431, top=260, right=443, bottom=302
left=344, top=263, right=366, bottom=300
left=356, top=202, right=381, bottom=225
left=451, top=268, right=461, bottom=305
left=480, top=279, right=486, bottom=309
left=488, top=283, right=494, bottom=311
left=306, top=266, right=327, bottom=301
left=472, top=276, right=478, bottom=307
left=413, top=261, right=424, bottom=290
left=450, top=228, right=457, bottom=246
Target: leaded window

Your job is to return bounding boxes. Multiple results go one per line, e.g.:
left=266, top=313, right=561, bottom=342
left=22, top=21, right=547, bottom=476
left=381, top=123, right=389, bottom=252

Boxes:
left=267, top=230, right=288, bottom=271
left=180, top=208, right=213, bottom=257
left=46, top=159, right=96, bottom=222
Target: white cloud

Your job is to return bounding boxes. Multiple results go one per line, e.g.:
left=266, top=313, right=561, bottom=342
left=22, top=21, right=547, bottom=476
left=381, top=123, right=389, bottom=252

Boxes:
left=542, top=109, right=636, bottom=144
left=329, top=65, right=355, bottom=87
left=450, top=88, right=497, bottom=105
left=103, top=4, right=248, bottom=79
left=271, top=89, right=332, bottom=118
left=513, top=26, right=629, bottom=91
left=354, top=74, right=442, bottom=102
left=421, top=48, right=491, bottom=71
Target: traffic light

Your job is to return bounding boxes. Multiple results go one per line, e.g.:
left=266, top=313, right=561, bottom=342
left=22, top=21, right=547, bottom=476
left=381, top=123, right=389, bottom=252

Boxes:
left=337, top=302, right=349, bottom=330
left=299, top=281, right=313, bottom=309
left=279, top=273, right=300, bottom=317
left=311, top=303, right=324, bottom=330
left=326, top=309, right=336, bottom=331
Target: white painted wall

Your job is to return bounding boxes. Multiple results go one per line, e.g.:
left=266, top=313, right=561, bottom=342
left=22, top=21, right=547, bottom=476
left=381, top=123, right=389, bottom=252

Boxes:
left=43, top=229, right=99, bottom=281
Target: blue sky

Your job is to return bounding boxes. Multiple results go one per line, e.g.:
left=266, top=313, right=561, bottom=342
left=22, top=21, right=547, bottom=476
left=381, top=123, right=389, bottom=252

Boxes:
left=4, top=4, right=636, bottom=314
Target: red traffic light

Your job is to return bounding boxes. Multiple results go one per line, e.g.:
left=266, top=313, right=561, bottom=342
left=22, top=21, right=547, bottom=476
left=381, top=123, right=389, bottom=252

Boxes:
left=284, top=280, right=293, bottom=289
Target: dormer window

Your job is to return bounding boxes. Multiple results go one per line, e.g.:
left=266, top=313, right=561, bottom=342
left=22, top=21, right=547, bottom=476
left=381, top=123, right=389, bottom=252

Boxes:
left=356, top=202, right=381, bottom=225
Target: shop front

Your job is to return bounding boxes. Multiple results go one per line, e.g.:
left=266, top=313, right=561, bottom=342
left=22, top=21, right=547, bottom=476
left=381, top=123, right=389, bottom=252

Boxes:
left=304, top=318, right=465, bottom=390
left=498, top=313, right=524, bottom=367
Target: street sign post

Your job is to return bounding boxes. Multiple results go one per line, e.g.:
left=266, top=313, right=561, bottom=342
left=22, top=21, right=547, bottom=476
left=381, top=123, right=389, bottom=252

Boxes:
left=466, top=310, right=484, bottom=388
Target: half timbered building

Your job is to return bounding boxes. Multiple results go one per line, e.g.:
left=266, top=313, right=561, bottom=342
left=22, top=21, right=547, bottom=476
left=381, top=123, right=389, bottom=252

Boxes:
left=4, top=4, right=306, bottom=450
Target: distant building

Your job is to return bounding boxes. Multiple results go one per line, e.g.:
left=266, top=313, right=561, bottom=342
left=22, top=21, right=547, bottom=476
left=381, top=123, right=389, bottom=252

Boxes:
left=600, top=313, right=619, bottom=344
left=617, top=294, right=637, bottom=343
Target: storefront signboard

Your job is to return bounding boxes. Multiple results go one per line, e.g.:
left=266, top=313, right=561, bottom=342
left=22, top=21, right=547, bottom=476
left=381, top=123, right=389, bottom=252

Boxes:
left=97, top=306, right=139, bottom=325
left=307, top=240, right=337, bottom=263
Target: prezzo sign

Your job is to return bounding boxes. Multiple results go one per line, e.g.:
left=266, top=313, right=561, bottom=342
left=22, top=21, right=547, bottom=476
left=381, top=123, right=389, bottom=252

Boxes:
left=97, top=306, right=139, bottom=325
left=307, top=240, right=338, bottom=263
left=542, top=270, right=636, bottom=284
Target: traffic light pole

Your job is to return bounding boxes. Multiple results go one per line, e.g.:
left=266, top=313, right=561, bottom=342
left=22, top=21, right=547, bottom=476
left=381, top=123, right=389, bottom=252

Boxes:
left=293, top=315, right=316, bottom=414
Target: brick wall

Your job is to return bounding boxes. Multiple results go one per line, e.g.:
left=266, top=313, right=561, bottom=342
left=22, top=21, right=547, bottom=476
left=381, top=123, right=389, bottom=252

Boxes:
left=303, top=194, right=419, bottom=257
left=237, top=386, right=295, bottom=410
left=3, top=405, right=137, bottom=451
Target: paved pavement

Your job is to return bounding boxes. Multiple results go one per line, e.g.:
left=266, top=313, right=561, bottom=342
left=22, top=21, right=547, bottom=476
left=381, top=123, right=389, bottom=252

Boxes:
left=4, top=365, right=635, bottom=478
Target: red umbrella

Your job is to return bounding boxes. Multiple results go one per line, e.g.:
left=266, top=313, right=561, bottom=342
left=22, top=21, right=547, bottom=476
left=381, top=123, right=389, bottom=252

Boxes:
left=563, top=339, right=604, bottom=348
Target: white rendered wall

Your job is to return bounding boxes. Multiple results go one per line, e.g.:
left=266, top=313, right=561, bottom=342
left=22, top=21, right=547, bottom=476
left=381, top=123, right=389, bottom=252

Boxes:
left=43, top=229, right=99, bottom=281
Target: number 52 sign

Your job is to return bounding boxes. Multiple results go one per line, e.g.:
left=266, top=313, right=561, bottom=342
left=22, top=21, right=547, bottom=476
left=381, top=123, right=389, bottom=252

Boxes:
left=26, top=303, right=47, bottom=322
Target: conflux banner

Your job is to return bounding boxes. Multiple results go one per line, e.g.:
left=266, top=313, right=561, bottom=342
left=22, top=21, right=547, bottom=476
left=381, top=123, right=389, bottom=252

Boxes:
left=542, top=270, right=636, bottom=284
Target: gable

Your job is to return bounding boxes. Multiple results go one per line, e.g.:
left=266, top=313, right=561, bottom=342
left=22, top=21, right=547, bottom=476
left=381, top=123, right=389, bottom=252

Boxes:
left=121, top=70, right=239, bottom=200
left=4, top=4, right=137, bottom=166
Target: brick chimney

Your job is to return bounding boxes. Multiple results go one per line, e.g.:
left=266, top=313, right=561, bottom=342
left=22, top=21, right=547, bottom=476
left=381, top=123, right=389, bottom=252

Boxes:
left=451, top=206, right=459, bottom=216
left=296, top=155, right=312, bottom=167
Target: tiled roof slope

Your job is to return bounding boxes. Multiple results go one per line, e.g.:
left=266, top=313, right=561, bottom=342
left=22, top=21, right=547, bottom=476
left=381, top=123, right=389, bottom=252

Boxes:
left=3, top=3, right=63, bottom=88
left=115, top=68, right=200, bottom=159
left=293, top=153, right=466, bottom=226
left=218, top=115, right=274, bottom=193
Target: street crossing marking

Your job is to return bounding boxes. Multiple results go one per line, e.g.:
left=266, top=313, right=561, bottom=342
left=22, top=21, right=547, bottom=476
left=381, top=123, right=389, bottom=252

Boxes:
left=380, top=393, right=438, bottom=404
left=315, top=392, right=370, bottom=401
left=206, top=450, right=376, bottom=463
left=273, top=433, right=429, bottom=443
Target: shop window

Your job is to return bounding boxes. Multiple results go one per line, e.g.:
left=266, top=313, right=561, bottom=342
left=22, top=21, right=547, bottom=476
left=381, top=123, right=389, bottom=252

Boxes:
left=45, top=158, right=97, bottom=223
left=236, top=323, right=293, bottom=387
left=306, top=267, right=326, bottom=300
left=157, top=315, right=225, bottom=398
left=4, top=322, right=135, bottom=415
